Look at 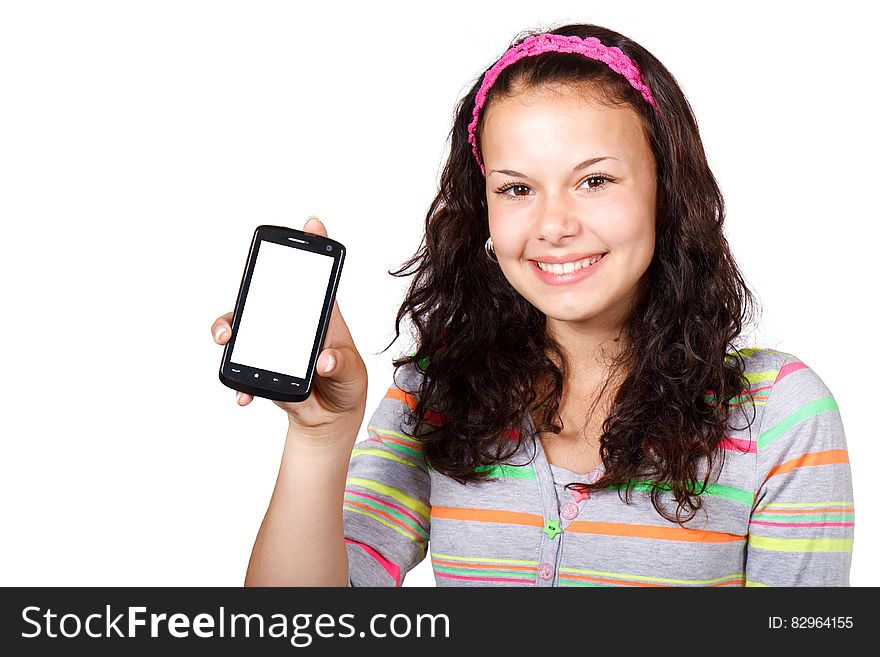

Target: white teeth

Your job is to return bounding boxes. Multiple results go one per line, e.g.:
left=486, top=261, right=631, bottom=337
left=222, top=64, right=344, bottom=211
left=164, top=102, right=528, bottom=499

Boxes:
left=536, top=254, right=604, bottom=274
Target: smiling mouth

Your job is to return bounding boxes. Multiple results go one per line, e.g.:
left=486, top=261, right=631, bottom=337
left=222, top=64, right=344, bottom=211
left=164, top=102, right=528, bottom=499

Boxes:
left=532, top=253, right=607, bottom=274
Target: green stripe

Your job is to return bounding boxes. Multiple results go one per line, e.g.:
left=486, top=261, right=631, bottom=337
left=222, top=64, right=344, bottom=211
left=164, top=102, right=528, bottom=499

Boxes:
left=433, top=565, right=536, bottom=580
left=748, top=534, right=853, bottom=553
left=366, top=428, right=423, bottom=459
left=757, top=396, right=839, bottom=450
left=703, top=393, right=767, bottom=406
left=608, top=480, right=753, bottom=506
left=368, top=426, right=423, bottom=450
left=473, top=464, right=537, bottom=480
left=559, top=580, right=608, bottom=587
left=344, top=493, right=428, bottom=539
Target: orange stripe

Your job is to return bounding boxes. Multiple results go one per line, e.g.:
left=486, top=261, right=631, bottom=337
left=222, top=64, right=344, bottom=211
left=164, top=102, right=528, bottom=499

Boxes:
left=565, top=520, right=745, bottom=543
left=386, top=387, right=417, bottom=410
left=432, top=559, right=536, bottom=573
left=757, top=507, right=854, bottom=515
left=431, top=506, right=545, bottom=527
left=766, top=450, right=849, bottom=479
left=370, top=431, right=422, bottom=451
left=344, top=500, right=420, bottom=539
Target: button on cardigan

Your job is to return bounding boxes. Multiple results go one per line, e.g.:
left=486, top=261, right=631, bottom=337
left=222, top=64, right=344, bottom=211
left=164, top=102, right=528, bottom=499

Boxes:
left=343, top=348, right=854, bottom=586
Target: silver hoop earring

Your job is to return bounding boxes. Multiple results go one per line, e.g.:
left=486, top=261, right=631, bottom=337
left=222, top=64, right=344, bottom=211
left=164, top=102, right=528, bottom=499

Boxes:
left=484, top=236, right=497, bottom=263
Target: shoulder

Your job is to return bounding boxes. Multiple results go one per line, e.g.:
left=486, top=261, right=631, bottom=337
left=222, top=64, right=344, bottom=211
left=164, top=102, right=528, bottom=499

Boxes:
left=729, top=345, right=835, bottom=405
left=391, top=359, right=426, bottom=397
left=732, top=346, right=844, bottom=460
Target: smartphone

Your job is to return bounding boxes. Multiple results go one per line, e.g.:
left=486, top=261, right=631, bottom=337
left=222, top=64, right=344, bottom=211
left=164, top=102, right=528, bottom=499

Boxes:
left=219, top=224, right=345, bottom=402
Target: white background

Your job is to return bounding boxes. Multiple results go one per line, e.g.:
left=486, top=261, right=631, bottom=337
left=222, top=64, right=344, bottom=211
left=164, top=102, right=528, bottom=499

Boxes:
left=1, top=0, right=876, bottom=587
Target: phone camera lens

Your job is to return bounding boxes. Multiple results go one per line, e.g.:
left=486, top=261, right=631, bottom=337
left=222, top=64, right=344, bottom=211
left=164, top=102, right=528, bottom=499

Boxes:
left=325, top=245, right=332, bottom=252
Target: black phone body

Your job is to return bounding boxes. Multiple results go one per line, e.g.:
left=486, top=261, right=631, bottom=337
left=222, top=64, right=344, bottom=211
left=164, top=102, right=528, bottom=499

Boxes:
left=219, top=224, right=345, bottom=403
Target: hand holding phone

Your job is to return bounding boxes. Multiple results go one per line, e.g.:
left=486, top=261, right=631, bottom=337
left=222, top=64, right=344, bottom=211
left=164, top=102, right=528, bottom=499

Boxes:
left=212, top=218, right=368, bottom=440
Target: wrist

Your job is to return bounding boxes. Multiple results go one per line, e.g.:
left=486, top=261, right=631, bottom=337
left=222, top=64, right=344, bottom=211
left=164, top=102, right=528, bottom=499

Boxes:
left=284, top=416, right=363, bottom=452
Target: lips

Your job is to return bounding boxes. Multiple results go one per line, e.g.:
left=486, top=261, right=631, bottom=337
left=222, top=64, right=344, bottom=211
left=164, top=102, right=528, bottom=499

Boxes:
left=530, top=251, right=608, bottom=265
left=530, top=252, right=608, bottom=286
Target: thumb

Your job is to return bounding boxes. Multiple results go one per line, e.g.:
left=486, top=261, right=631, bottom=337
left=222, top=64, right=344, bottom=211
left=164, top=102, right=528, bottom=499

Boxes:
left=317, top=348, right=339, bottom=376
left=303, top=215, right=327, bottom=237
left=317, top=347, right=363, bottom=384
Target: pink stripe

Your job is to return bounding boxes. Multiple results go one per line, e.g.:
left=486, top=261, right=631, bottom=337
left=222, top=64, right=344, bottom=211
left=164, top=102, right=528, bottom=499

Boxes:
left=344, top=488, right=428, bottom=532
left=718, top=436, right=756, bottom=453
left=749, top=520, right=854, bottom=528
left=775, top=360, right=808, bottom=383
left=345, top=539, right=401, bottom=586
left=435, top=572, right=534, bottom=585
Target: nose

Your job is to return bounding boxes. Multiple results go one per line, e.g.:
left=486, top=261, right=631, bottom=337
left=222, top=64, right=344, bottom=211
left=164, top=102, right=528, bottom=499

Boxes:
left=537, top=191, right=581, bottom=243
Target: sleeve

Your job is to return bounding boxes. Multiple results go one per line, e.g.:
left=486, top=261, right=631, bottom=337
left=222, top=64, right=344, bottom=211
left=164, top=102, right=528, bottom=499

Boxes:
left=745, top=354, right=854, bottom=586
left=343, top=363, right=431, bottom=586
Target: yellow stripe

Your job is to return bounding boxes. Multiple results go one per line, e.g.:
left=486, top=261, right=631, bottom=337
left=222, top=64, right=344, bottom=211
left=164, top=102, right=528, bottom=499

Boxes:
left=748, top=534, right=853, bottom=553
left=745, top=579, right=771, bottom=587
left=431, top=552, right=538, bottom=566
left=346, top=477, right=430, bottom=521
left=762, top=501, right=853, bottom=509
left=743, top=370, right=778, bottom=384
left=559, top=566, right=743, bottom=586
left=345, top=507, right=421, bottom=543
left=351, top=448, right=421, bottom=469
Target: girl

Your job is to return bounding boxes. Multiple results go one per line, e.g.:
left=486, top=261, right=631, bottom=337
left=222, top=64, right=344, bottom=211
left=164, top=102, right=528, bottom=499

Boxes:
left=212, top=23, right=853, bottom=587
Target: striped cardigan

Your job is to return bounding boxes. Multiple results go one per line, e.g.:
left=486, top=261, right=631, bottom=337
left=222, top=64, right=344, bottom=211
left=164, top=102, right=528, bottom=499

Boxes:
left=343, top=347, right=854, bottom=586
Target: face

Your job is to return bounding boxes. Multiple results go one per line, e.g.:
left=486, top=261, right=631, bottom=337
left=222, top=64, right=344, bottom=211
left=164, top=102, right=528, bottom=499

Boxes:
left=481, top=87, right=658, bottom=342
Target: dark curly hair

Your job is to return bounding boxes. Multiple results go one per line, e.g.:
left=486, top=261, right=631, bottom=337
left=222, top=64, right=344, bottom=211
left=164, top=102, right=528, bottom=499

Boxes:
left=379, top=22, right=762, bottom=525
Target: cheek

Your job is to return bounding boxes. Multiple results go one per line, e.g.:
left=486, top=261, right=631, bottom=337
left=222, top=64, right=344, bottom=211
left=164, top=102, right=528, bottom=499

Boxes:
left=600, top=202, right=655, bottom=251
left=487, top=219, right=528, bottom=256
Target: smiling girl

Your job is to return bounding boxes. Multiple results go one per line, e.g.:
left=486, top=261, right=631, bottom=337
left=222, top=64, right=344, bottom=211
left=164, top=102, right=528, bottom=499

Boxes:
left=212, top=23, right=854, bottom=587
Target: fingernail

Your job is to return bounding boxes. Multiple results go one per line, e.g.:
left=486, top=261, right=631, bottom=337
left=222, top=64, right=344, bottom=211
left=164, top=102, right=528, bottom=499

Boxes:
left=304, top=216, right=320, bottom=229
left=214, top=326, right=228, bottom=342
left=236, top=392, right=245, bottom=405
left=323, top=353, right=336, bottom=373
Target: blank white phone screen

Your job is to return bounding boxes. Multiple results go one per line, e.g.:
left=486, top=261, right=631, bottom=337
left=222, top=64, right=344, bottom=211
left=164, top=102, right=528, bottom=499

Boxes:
left=229, top=240, right=334, bottom=379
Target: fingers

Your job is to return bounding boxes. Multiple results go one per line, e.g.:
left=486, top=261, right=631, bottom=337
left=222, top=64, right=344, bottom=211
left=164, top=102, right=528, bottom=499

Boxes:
left=212, top=312, right=233, bottom=344
left=303, top=215, right=327, bottom=236
left=315, top=345, right=361, bottom=385
left=236, top=392, right=253, bottom=406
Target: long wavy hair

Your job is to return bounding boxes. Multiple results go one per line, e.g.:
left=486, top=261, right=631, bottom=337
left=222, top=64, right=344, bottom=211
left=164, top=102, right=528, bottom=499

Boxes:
left=380, top=22, right=761, bottom=525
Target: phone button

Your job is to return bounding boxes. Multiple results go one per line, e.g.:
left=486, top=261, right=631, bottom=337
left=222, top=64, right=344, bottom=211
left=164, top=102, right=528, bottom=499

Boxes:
left=253, top=372, right=259, bottom=378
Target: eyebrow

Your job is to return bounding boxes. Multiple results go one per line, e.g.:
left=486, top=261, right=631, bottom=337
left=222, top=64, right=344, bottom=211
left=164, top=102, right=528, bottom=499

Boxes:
left=488, top=156, right=619, bottom=178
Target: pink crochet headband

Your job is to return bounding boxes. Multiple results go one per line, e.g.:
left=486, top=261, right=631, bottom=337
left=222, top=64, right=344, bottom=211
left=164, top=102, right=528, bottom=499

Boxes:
left=467, top=33, right=658, bottom=176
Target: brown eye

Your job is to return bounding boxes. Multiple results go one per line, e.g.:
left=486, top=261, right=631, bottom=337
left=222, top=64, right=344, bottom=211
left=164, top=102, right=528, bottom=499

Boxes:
left=496, top=183, right=533, bottom=199
left=581, top=174, right=613, bottom=192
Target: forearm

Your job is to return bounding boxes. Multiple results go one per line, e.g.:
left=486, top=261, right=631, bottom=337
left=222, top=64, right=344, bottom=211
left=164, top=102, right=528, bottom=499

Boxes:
left=244, top=423, right=358, bottom=586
